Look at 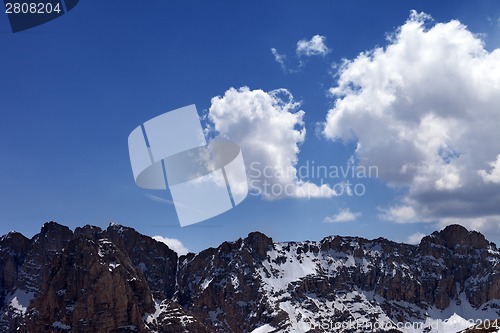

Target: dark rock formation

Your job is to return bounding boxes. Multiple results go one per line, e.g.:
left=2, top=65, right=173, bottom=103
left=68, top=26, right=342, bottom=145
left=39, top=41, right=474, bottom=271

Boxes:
left=0, top=222, right=498, bottom=333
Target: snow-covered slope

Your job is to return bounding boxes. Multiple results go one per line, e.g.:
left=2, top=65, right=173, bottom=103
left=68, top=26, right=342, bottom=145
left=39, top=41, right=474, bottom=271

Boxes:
left=177, top=227, right=499, bottom=333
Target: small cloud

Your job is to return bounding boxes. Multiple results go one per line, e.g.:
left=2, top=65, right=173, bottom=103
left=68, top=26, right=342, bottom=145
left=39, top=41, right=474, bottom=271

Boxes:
left=152, top=236, right=189, bottom=255
left=379, top=205, right=418, bottom=224
left=406, top=232, right=426, bottom=245
left=296, top=35, right=330, bottom=57
left=323, top=208, right=361, bottom=223
left=486, top=16, right=500, bottom=26
left=271, top=48, right=287, bottom=71
left=478, top=154, right=500, bottom=184
left=294, top=181, right=337, bottom=198
left=271, top=34, right=330, bottom=72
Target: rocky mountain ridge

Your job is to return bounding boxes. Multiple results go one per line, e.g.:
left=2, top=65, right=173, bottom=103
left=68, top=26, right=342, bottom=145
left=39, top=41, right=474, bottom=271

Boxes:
left=0, top=222, right=498, bottom=333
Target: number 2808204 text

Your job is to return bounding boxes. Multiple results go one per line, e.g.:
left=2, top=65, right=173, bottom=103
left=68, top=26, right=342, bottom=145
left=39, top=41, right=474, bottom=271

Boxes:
left=5, top=2, right=62, bottom=14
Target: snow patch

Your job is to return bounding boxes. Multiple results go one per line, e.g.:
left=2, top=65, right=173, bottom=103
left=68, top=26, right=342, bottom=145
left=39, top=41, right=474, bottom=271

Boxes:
left=208, top=308, right=222, bottom=323
left=109, top=262, right=120, bottom=271
left=260, top=243, right=318, bottom=291
left=7, top=289, right=34, bottom=315
left=144, top=300, right=165, bottom=325
left=250, top=324, right=277, bottom=333
left=52, top=321, right=71, bottom=330
left=201, top=277, right=213, bottom=290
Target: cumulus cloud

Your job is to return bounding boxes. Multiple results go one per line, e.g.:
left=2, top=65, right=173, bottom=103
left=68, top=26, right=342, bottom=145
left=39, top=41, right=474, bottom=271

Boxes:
left=296, top=35, right=330, bottom=56
left=153, top=236, right=189, bottom=255
left=406, top=232, right=426, bottom=245
left=323, top=208, right=361, bottom=223
left=323, top=10, right=500, bottom=236
left=208, top=87, right=336, bottom=199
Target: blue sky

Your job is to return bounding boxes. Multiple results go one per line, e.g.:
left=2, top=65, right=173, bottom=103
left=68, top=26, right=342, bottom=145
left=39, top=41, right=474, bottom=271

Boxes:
left=1, top=1, right=500, bottom=254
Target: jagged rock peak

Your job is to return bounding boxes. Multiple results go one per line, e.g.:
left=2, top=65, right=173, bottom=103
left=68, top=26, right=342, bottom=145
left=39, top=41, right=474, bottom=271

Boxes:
left=74, top=224, right=103, bottom=238
left=422, top=224, right=490, bottom=249
left=0, top=231, right=30, bottom=253
left=39, top=221, right=72, bottom=236
left=245, top=231, right=273, bottom=245
left=106, top=223, right=138, bottom=234
left=243, top=231, right=273, bottom=258
left=0, top=231, right=28, bottom=242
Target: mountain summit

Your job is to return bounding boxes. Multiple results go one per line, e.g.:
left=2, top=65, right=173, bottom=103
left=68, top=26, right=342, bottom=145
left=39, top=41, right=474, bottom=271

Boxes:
left=0, top=223, right=498, bottom=332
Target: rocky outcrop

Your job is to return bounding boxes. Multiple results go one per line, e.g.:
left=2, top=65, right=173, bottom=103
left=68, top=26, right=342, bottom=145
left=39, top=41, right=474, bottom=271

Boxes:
left=174, top=225, right=499, bottom=332
left=0, top=232, right=30, bottom=305
left=0, top=222, right=212, bottom=333
left=102, top=224, right=178, bottom=301
left=176, top=234, right=275, bottom=333
left=418, top=225, right=499, bottom=309
left=24, top=235, right=154, bottom=332
left=0, top=222, right=498, bottom=333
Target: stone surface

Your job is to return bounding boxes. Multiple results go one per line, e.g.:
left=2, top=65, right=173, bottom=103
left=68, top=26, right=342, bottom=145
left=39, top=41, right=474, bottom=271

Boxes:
left=0, top=222, right=498, bottom=332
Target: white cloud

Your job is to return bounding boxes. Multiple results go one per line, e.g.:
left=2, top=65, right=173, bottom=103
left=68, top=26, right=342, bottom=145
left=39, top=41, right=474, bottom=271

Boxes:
left=152, top=236, right=189, bottom=255
left=296, top=35, right=330, bottom=57
left=271, top=34, right=330, bottom=72
left=208, top=87, right=336, bottom=199
left=323, top=10, right=500, bottom=236
left=271, top=48, right=287, bottom=71
left=478, top=154, right=500, bottom=184
left=379, top=205, right=419, bottom=224
left=406, top=232, right=426, bottom=245
left=323, top=208, right=361, bottom=223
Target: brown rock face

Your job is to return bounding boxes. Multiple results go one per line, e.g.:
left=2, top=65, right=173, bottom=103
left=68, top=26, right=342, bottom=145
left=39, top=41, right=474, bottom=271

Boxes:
left=176, top=235, right=275, bottom=333
left=418, top=225, right=499, bottom=309
left=102, top=224, right=178, bottom=301
left=24, top=236, right=154, bottom=332
left=0, top=222, right=213, bottom=333
left=0, top=222, right=498, bottom=333
left=0, top=232, right=30, bottom=304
